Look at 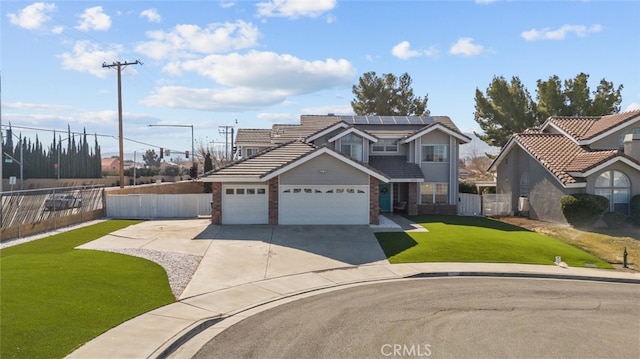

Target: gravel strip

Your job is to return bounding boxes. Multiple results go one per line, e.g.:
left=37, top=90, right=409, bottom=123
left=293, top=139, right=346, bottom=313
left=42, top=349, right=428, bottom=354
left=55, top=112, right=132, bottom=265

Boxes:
left=100, top=248, right=202, bottom=299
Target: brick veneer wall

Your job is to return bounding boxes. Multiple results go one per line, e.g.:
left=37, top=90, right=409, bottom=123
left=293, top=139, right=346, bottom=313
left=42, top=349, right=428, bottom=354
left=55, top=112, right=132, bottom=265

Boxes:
left=211, top=182, right=222, bottom=224
left=417, top=204, right=457, bottom=215
left=369, top=176, right=380, bottom=225
left=408, top=182, right=418, bottom=216
left=268, top=177, right=279, bottom=225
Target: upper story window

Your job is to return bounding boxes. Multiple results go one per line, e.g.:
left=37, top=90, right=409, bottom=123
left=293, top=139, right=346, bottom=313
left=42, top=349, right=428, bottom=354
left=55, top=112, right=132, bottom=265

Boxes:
left=421, top=144, right=449, bottom=163
left=372, top=139, right=398, bottom=153
left=340, top=134, right=363, bottom=161
left=245, top=148, right=260, bottom=157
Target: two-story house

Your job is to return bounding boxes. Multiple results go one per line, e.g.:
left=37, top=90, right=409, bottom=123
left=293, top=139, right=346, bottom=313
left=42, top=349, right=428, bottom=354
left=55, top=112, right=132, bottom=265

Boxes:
left=202, top=115, right=471, bottom=225
left=488, top=109, right=640, bottom=223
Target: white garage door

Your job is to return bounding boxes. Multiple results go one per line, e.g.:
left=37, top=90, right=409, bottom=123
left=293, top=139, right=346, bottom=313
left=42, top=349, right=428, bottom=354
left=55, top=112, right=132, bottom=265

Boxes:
left=279, top=185, right=369, bottom=225
left=222, top=185, right=268, bottom=224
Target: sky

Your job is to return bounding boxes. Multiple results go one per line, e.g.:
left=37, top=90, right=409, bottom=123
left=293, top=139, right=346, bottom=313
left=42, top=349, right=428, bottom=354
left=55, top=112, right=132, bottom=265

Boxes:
left=2, top=0, right=639, bottom=159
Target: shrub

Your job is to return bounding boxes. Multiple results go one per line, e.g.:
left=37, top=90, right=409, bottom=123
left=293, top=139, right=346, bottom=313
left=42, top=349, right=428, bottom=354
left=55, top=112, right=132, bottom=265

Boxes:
left=631, top=194, right=640, bottom=226
left=459, top=181, right=478, bottom=194
left=602, top=212, right=627, bottom=228
left=560, top=194, right=609, bottom=228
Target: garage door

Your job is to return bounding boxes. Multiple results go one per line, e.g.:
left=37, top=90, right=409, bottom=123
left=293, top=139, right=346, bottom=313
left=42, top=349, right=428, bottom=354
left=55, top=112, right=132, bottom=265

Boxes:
left=279, top=185, right=369, bottom=225
left=222, top=185, right=268, bottom=224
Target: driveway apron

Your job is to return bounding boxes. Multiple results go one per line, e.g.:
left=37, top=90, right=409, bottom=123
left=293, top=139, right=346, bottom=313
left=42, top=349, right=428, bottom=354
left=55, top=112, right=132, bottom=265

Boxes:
left=179, top=224, right=388, bottom=299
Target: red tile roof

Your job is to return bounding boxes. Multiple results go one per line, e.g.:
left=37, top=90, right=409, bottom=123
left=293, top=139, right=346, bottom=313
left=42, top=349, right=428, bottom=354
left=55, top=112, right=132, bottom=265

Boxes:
left=544, top=109, right=640, bottom=141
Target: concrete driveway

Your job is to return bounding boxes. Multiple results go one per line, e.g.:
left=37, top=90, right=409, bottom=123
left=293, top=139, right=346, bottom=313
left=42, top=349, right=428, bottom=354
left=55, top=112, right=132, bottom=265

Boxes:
left=79, top=220, right=389, bottom=300
left=181, top=224, right=388, bottom=299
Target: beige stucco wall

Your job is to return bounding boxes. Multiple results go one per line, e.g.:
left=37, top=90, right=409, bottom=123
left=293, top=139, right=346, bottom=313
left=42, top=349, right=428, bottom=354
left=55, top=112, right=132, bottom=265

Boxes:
left=279, top=154, right=368, bottom=185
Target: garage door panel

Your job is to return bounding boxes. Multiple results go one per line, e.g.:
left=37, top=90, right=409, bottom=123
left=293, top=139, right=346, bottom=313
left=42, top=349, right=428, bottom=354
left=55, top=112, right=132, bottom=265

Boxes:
left=222, top=185, right=268, bottom=224
left=279, top=185, right=369, bottom=225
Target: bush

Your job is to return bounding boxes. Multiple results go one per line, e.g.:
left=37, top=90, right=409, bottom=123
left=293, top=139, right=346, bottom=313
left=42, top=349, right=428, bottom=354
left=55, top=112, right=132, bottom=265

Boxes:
left=631, top=194, right=640, bottom=226
left=602, top=212, right=627, bottom=229
left=560, top=194, right=609, bottom=228
left=459, top=181, right=478, bottom=194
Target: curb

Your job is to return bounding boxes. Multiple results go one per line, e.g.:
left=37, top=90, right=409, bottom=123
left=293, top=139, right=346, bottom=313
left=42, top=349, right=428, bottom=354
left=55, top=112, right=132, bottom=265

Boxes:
left=155, top=270, right=640, bottom=358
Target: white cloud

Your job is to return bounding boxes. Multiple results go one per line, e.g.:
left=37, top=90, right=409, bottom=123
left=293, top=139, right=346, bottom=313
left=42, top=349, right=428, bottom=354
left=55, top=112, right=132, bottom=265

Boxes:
left=625, top=102, right=640, bottom=111
left=256, top=113, right=299, bottom=123
left=220, top=0, right=236, bottom=8
left=424, top=45, right=439, bottom=58
left=141, top=86, right=290, bottom=111
left=135, top=21, right=260, bottom=60
left=3, top=102, right=72, bottom=111
left=76, top=6, right=111, bottom=31
left=7, top=2, right=56, bottom=30
left=177, top=51, right=355, bottom=94
left=256, top=0, right=336, bottom=18
left=58, top=41, right=124, bottom=78
left=449, top=37, right=485, bottom=57
left=391, top=41, right=422, bottom=60
left=475, top=0, right=497, bottom=4
left=521, top=24, right=602, bottom=41
left=144, top=51, right=355, bottom=112
left=140, top=8, right=161, bottom=23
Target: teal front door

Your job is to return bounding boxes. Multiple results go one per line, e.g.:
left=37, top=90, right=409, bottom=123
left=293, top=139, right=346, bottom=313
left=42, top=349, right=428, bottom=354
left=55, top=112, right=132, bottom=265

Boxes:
left=379, top=183, right=391, bottom=212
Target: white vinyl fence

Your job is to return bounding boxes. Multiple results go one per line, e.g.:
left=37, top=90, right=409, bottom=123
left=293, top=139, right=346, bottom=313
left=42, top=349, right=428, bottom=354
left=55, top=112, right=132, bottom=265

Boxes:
left=106, top=194, right=212, bottom=219
left=457, top=193, right=482, bottom=216
left=482, top=193, right=512, bottom=216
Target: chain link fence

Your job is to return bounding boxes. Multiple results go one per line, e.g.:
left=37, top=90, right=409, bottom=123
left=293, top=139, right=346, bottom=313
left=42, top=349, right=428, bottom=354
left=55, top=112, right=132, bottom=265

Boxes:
left=1, top=185, right=105, bottom=241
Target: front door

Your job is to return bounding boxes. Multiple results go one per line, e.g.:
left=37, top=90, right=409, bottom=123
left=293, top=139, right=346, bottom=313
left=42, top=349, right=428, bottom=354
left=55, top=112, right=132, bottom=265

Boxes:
left=379, top=183, right=391, bottom=212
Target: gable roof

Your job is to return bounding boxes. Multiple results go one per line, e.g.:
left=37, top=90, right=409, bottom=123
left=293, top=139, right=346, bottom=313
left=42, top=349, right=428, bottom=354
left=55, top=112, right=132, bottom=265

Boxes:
left=489, top=132, right=640, bottom=187
left=402, top=122, right=472, bottom=144
left=235, top=129, right=271, bottom=144
left=327, top=126, right=378, bottom=143
left=542, top=109, right=640, bottom=143
left=202, top=140, right=390, bottom=182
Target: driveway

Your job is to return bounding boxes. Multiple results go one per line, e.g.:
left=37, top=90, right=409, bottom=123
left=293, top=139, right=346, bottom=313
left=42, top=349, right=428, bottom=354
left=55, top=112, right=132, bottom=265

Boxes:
left=79, top=220, right=389, bottom=300
left=181, top=224, right=388, bottom=299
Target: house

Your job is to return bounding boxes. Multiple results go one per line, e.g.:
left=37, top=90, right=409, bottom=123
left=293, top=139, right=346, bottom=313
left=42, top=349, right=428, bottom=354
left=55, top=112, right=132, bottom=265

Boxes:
left=101, top=157, right=120, bottom=171
left=201, top=115, right=471, bottom=225
left=488, top=109, right=640, bottom=223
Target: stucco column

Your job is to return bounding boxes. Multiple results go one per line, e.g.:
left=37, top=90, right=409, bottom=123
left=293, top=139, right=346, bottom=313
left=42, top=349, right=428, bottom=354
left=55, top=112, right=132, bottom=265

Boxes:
left=211, top=182, right=222, bottom=225
left=268, top=177, right=279, bottom=225
left=370, top=176, right=380, bottom=224
left=408, top=182, right=418, bottom=216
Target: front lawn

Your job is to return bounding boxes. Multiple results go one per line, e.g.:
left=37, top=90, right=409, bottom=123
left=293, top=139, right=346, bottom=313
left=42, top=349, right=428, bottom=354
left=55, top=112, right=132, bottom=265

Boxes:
left=376, top=215, right=611, bottom=268
left=0, top=220, right=176, bottom=359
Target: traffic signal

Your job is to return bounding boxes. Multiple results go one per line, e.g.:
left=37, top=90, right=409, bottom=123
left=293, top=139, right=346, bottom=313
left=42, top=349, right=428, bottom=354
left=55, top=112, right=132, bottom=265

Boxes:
left=185, top=150, right=189, bottom=159
left=159, top=147, right=164, bottom=159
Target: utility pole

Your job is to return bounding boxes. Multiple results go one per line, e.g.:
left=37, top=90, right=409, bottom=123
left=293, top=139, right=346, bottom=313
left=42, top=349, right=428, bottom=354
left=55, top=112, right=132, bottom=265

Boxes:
left=102, top=60, right=141, bottom=188
left=218, top=120, right=237, bottom=160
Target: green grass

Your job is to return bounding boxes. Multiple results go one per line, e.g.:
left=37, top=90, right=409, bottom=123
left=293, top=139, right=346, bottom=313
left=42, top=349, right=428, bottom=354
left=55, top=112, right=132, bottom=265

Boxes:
left=1, top=220, right=176, bottom=359
left=377, top=215, right=612, bottom=268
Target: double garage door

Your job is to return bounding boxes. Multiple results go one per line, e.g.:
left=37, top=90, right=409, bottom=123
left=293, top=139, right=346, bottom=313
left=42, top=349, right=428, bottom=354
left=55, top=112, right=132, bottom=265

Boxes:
left=222, top=184, right=369, bottom=225
left=279, top=185, right=369, bottom=225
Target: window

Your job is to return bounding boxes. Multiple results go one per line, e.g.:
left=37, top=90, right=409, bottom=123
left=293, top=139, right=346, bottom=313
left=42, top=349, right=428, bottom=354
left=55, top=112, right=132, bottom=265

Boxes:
left=372, top=139, right=398, bottom=153
left=236, top=188, right=245, bottom=195
left=421, top=145, right=449, bottom=163
left=420, top=183, right=448, bottom=204
left=520, top=172, right=530, bottom=197
left=247, top=188, right=256, bottom=194
left=339, top=134, right=363, bottom=161
left=225, top=188, right=234, bottom=195
left=245, top=148, right=260, bottom=157
left=595, top=170, right=630, bottom=214
left=257, top=188, right=266, bottom=194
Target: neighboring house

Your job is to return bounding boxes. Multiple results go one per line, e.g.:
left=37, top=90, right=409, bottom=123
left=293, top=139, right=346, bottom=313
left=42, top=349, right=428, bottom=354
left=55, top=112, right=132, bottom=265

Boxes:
left=101, top=157, right=119, bottom=171
left=488, top=109, right=640, bottom=223
left=201, top=115, right=471, bottom=225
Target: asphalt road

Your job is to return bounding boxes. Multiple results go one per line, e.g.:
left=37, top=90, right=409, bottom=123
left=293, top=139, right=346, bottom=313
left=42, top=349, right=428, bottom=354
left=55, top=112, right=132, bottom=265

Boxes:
left=195, top=277, right=640, bottom=359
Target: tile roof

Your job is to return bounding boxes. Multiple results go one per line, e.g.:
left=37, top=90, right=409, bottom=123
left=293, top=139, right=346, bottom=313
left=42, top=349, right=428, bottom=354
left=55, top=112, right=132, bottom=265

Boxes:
left=271, top=118, right=342, bottom=143
left=235, top=129, right=271, bottom=144
left=544, top=109, right=640, bottom=141
left=513, top=133, right=633, bottom=185
left=368, top=156, right=424, bottom=179
left=209, top=140, right=316, bottom=177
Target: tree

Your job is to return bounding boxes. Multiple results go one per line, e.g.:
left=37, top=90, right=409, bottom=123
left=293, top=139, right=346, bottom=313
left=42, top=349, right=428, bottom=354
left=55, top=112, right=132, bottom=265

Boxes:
left=536, top=73, right=623, bottom=118
left=203, top=152, right=213, bottom=193
left=351, top=72, right=429, bottom=116
left=142, top=149, right=161, bottom=168
left=474, top=76, right=539, bottom=148
left=475, top=73, right=623, bottom=148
